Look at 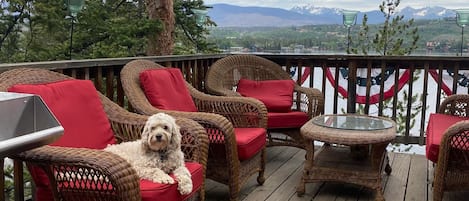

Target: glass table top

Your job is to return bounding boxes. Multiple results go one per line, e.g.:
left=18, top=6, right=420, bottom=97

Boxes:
left=311, top=115, right=394, bottom=131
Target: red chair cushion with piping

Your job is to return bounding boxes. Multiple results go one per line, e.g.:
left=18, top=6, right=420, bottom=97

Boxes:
left=426, top=113, right=469, bottom=163
left=234, top=128, right=266, bottom=160
left=9, top=79, right=117, bottom=201
left=140, top=162, right=204, bottom=201
left=46, top=162, right=203, bottom=201
left=236, top=79, right=294, bottom=112
left=140, top=68, right=198, bottom=112
left=209, top=128, right=266, bottom=161
left=267, top=111, right=310, bottom=129
left=8, top=80, right=116, bottom=148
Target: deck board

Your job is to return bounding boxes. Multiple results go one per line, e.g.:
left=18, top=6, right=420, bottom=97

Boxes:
left=384, top=153, right=411, bottom=201
left=203, top=146, right=467, bottom=201
left=262, top=150, right=304, bottom=201
left=405, top=154, right=428, bottom=201
left=427, top=160, right=434, bottom=201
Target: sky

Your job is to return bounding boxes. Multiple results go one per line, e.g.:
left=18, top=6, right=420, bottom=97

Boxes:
left=203, top=0, right=469, bottom=11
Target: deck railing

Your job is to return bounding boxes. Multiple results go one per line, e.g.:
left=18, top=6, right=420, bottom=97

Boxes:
left=2, top=54, right=469, bottom=143
left=2, top=53, right=469, bottom=200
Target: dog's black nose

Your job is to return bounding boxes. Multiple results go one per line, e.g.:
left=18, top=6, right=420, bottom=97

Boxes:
left=155, top=135, right=162, bottom=142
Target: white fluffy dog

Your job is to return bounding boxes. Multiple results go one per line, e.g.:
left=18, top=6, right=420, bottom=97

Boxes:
left=104, top=113, right=192, bottom=195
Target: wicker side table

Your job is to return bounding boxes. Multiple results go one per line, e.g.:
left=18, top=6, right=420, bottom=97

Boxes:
left=297, top=114, right=396, bottom=201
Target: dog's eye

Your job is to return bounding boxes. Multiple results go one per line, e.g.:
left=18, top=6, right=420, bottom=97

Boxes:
left=163, top=125, right=169, bottom=130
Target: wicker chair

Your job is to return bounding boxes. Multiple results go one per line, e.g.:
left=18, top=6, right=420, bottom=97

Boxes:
left=0, top=68, right=209, bottom=201
left=120, top=59, right=268, bottom=201
left=206, top=54, right=324, bottom=148
left=429, top=94, right=469, bottom=201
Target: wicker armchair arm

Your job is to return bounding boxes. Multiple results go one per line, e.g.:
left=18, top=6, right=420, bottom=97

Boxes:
left=294, top=85, right=324, bottom=117
left=101, top=95, right=148, bottom=142
left=14, top=146, right=141, bottom=201
left=123, top=101, right=238, bottom=148
left=174, top=117, right=209, bottom=165
left=438, top=94, right=469, bottom=116
left=190, top=88, right=268, bottom=128
left=206, top=85, right=241, bottom=96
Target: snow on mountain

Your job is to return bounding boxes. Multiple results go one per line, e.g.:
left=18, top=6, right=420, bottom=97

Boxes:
left=291, top=5, right=342, bottom=15
left=415, top=9, right=428, bottom=16
left=208, top=4, right=457, bottom=27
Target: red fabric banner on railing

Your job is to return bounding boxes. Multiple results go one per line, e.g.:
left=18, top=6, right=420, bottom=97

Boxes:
left=325, top=68, right=410, bottom=104
left=429, top=69, right=469, bottom=95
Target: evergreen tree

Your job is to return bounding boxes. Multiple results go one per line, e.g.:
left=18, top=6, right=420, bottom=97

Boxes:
left=0, top=0, right=218, bottom=62
left=0, top=0, right=33, bottom=62
left=350, top=0, right=423, bottom=140
left=5, top=0, right=161, bottom=61
left=173, top=0, right=217, bottom=54
left=351, top=0, right=419, bottom=56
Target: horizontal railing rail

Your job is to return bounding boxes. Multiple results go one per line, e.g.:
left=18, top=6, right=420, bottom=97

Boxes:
left=2, top=53, right=469, bottom=200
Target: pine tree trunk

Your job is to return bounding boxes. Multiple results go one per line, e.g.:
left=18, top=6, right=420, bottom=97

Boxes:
left=145, top=0, right=174, bottom=55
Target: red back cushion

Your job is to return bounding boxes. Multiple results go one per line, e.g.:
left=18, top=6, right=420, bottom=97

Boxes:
left=9, top=79, right=117, bottom=201
left=237, top=79, right=294, bottom=112
left=8, top=80, right=116, bottom=148
left=140, top=68, right=198, bottom=112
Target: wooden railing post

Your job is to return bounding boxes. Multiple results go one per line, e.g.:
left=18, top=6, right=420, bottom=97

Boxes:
left=14, top=160, right=24, bottom=201
left=347, top=60, right=357, bottom=113
left=1, top=158, right=4, bottom=201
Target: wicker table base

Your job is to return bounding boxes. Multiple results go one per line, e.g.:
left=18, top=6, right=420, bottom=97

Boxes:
left=297, top=114, right=396, bottom=201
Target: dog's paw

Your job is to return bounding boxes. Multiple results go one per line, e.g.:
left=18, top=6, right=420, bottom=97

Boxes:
left=153, top=174, right=174, bottom=184
left=178, top=180, right=193, bottom=195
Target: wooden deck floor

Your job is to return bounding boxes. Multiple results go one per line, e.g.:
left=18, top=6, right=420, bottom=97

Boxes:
left=204, top=146, right=469, bottom=201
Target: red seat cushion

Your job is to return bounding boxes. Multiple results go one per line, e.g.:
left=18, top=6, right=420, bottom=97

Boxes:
left=237, top=79, right=295, bottom=112
left=140, top=162, right=204, bottom=201
left=209, top=128, right=266, bottom=161
left=234, top=128, right=266, bottom=160
left=45, top=162, right=203, bottom=201
left=9, top=80, right=117, bottom=201
left=267, top=111, right=310, bottom=129
left=426, top=113, right=469, bottom=163
left=140, top=68, right=198, bottom=112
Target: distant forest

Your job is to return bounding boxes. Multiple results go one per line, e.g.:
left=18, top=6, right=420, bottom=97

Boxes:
left=207, top=19, right=464, bottom=55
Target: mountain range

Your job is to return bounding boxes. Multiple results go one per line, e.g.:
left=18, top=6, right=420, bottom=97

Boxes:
left=207, top=3, right=457, bottom=27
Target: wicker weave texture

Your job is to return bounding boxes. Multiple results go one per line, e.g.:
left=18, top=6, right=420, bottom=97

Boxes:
left=0, top=68, right=209, bottom=201
left=432, top=94, right=469, bottom=201
left=120, top=59, right=267, bottom=201
left=205, top=54, right=324, bottom=148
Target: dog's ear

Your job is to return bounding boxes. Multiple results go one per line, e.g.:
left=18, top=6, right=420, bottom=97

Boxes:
left=142, top=119, right=151, bottom=140
left=169, top=123, right=182, bottom=150
left=140, top=118, right=152, bottom=152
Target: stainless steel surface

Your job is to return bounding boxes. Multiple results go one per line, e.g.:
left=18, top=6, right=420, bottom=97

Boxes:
left=312, top=114, right=394, bottom=131
left=0, top=92, right=63, bottom=158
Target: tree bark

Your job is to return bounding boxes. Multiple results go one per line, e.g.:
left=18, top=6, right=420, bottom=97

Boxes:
left=145, top=0, right=174, bottom=55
